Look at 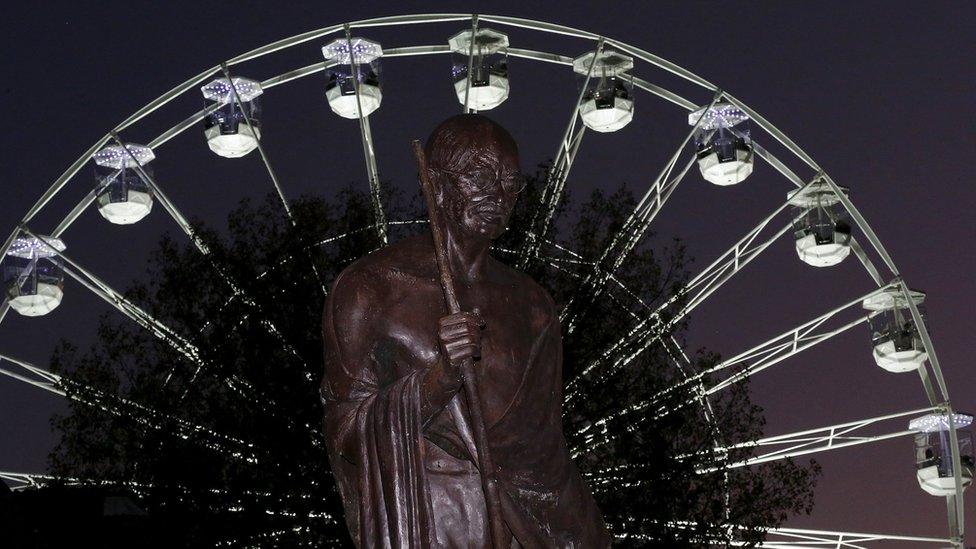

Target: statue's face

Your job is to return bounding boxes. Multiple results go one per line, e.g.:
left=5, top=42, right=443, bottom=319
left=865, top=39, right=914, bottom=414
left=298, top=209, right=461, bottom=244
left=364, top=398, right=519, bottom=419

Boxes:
left=432, top=136, right=521, bottom=240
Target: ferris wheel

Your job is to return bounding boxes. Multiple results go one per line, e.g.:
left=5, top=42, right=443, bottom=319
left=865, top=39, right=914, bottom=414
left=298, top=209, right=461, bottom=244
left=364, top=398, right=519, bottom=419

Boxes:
left=0, top=13, right=969, bottom=547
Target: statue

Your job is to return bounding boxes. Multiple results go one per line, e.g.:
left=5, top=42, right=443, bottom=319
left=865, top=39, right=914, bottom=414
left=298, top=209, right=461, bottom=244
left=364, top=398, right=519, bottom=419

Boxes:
left=321, top=114, right=610, bottom=547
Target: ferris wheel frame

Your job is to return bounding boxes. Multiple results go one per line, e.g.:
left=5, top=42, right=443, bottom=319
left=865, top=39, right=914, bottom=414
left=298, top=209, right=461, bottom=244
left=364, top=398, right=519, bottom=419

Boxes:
left=0, top=12, right=966, bottom=547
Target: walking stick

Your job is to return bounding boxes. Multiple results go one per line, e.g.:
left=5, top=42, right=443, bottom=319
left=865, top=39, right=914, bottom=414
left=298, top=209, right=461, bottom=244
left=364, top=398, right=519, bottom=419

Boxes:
left=411, top=140, right=508, bottom=549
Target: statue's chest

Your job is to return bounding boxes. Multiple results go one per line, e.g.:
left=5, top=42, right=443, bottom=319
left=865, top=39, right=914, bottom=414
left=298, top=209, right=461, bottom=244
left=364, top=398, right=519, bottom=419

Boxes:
left=381, top=280, right=546, bottom=422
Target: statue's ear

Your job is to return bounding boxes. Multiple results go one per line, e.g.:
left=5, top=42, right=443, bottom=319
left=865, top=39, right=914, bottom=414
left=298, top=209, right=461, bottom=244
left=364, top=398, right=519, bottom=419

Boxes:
left=429, top=169, right=445, bottom=206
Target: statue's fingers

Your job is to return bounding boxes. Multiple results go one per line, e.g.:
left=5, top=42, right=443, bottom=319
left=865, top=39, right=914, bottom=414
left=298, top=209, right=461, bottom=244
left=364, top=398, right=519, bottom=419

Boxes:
left=445, top=335, right=478, bottom=350
left=439, top=313, right=477, bottom=330
left=441, top=323, right=477, bottom=338
left=444, top=339, right=480, bottom=359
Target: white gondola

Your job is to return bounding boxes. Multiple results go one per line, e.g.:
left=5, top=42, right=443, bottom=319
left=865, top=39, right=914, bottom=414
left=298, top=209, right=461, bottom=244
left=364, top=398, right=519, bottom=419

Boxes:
left=448, top=27, right=510, bottom=111
left=788, top=180, right=852, bottom=267
left=92, top=143, right=155, bottom=225
left=572, top=50, right=634, bottom=133
left=322, top=37, right=383, bottom=119
left=910, top=413, right=974, bottom=496
left=201, top=77, right=263, bottom=158
left=689, top=103, right=753, bottom=186
left=2, top=234, right=66, bottom=317
left=861, top=288, right=928, bottom=373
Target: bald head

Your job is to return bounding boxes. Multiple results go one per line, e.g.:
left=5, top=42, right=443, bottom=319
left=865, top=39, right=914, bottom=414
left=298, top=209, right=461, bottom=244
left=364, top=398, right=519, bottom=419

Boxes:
left=424, top=114, right=519, bottom=173
left=422, top=114, right=521, bottom=240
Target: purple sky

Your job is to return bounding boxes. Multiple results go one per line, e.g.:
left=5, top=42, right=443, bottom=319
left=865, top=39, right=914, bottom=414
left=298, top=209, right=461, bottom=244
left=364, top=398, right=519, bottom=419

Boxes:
left=2, top=0, right=973, bottom=540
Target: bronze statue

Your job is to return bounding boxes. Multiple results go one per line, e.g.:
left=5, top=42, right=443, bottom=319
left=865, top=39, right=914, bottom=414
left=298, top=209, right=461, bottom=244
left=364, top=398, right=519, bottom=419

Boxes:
left=321, top=114, right=610, bottom=547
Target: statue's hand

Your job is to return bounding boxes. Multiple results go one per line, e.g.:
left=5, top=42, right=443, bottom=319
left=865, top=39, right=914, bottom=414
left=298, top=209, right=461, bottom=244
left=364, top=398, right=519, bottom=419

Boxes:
left=438, top=311, right=485, bottom=369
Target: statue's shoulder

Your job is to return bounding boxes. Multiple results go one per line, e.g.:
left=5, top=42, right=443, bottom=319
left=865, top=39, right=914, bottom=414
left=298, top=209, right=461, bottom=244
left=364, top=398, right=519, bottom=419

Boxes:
left=329, top=233, right=437, bottom=302
left=491, top=259, right=559, bottom=319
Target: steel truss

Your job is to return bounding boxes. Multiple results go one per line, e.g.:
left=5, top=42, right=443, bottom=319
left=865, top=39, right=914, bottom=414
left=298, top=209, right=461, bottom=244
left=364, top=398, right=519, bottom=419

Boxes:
left=691, top=406, right=939, bottom=472
left=576, top=283, right=896, bottom=452
left=0, top=353, right=258, bottom=463
left=561, top=90, right=723, bottom=334
left=0, top=12, right=963, bottom=546
left=746, top=526, right=952, bottom=548
left=619, top=521, right=953, bottom=547
left=566, top=181, right=813, bottom=401
left=515, top=36, right=603, bottom=268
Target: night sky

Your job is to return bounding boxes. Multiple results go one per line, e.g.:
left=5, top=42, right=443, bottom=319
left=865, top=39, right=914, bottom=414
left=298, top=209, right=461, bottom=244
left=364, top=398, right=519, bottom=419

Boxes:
left=2, top=0, right=973, bottom=540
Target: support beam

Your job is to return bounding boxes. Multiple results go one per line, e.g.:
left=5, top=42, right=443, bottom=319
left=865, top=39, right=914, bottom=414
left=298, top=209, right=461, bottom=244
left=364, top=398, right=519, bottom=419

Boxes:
left=0, top=471, right=57, bottom=490
left=822, top=174, right=899, bottom=278
left=516, top=37, right=604, bottom=268
left=220, top=63, right=293, bottom=219
left=221, top=64, right=328, bottom=294
left=567, top=182, right=814, bottom=400
left=108, top=134, right=314, bottom=377
left=751, top=526, right=952, bottom=547
left=562, top=91, right=723, bottom=333
left=462, top=14, right=479, bottom=113
left=51, top=182, right=108, bottom=238
left=0, top=353, right=65, bottom=396
left=17, top=232, right=312, bottom=443
left=345, top=25, right=388, bottom=244
left=110, top=132, right=212, bottom=257
left=673, top=283, right=894, bottom=412
left=576, top=283, right=896, bottom=453
left=21, top=227, right=204, bottom=368
left=898, top=279, right=965, bottom=544
left=691, top=406, right=938, bottom=472
left=654, top=521, right=953, bottom=547
left=0, top=353, right=258, bottom=463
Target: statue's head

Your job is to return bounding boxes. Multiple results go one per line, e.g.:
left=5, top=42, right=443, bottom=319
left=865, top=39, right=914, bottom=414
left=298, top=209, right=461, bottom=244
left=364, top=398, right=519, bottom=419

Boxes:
left=425, top=114, right=522, bottom=240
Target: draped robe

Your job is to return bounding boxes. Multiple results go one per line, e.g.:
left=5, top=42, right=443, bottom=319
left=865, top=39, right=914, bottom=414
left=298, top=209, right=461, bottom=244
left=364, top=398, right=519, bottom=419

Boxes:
left=320, top=235, right=609, bottom=548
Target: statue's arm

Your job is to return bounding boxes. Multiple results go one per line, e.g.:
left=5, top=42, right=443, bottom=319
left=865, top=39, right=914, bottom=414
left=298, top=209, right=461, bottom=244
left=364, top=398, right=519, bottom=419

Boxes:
left=321, top=268, right=383, bottom=464
left=419, top=348, right=462, bottom=427
left=419, top=311, right=485, bottom=427
left=321, top=267, right=478, bottom=461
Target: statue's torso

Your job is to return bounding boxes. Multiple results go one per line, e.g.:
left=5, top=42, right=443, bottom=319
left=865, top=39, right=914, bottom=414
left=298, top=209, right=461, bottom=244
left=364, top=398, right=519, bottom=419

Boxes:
left=364, top=234, right=555, bottom=429
left=325, top=233, right=608, bottom=548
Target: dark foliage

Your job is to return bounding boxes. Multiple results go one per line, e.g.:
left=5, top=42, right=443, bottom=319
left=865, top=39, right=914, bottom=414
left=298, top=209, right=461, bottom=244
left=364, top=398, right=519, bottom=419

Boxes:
left=47, top=166, right=818, bottom=547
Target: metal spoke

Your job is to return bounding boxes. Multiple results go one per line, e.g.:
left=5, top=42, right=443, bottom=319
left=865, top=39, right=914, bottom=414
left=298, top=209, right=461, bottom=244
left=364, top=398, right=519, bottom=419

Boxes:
left=821, top=174, right=899, bottom=277
left=50, top=177, right=113, bottom=238
left=575, top=283, right=897, bottom=453
left=220, top=64, right=293, bottom=219
left=109, top=131, right=211, bottom=256
left=345, top=25, right=388, bottom=244
left=462, top=14, right=479, bottom=113
left=689, top=407, right=938, bottom=472
left=562, top=90, right=723, bottom=333
left=516, top=36, right=604, bottom=268
left=0, top=353, right=259, bottom=463
left=0, top=352, right=63, bottom=396
left=20, top=227, right=204, bottom=367
left=220, top=64, right=329, bottom=296
left=635, top=521, right=955, bottom=547
left=108, top=133, right=314, bottom=381
left=23, top=230, right=318, bottom=441
left=567, top=180, right=816, bottom=400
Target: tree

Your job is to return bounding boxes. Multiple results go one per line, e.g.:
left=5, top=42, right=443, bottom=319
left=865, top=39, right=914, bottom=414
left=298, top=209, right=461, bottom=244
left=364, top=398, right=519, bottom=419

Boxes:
left=46, top=165, right=818, bottom=547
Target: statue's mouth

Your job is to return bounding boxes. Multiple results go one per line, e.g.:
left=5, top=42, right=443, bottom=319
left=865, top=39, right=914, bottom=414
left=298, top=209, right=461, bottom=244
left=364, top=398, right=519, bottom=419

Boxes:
left=473, top=203, right=505, bottom=223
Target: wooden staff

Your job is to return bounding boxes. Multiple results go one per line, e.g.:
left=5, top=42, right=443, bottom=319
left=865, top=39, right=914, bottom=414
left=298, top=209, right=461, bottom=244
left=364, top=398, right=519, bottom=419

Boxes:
left=411, top=140, right=507, bottom=549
